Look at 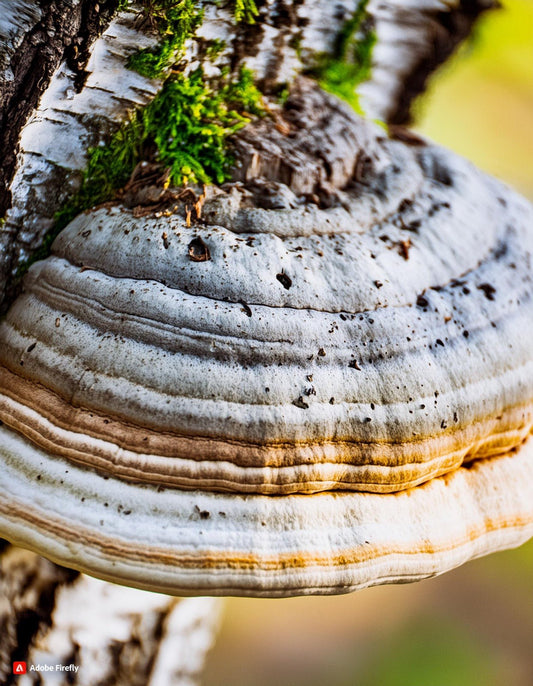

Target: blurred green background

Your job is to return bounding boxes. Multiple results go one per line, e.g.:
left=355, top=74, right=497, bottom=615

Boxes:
left=204, top=2, right=533, bottom=684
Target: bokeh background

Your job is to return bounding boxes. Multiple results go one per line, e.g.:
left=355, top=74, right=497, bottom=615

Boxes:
left=204, top=2, right=533, bottom=684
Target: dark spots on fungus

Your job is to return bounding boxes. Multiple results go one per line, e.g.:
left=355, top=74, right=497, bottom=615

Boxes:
left=477, top=283, right=496, bottom=301
left=463, top=330, right=469, bottom=338
left=405, top=219, right=421, bottom=232
left=398, top=198, right=413, bottom=213
left=416, top=294, right=429, bottom=308
left=374, top=280, right=383, bottom=289
left=317, top=348, right=326, bottom=357
left=436, top=339, right=444, bottom=347
left=195, top=505, right=211, bottom=520
left=293, top=396, right=309, bottom=409
left=329, top=397, right=335, bottom=404
left=240, top=301, right=252, bottom=317
left=348, top=360, right=361, bottom=370
left=493, top=242, right=508, bottom=260
left=188, top=237, right=210, bottom=262
left=162, top=232, right=170, bottom=249
left=276, top=272, right=292, bottom=289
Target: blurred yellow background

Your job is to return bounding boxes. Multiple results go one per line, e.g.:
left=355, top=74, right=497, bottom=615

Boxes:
left=204, top=3, right=533, bottom=684
left=415, top=0, right=533, bottom=200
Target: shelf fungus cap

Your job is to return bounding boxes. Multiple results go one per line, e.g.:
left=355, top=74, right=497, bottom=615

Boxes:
left=1, top=124, right=533, bottom=596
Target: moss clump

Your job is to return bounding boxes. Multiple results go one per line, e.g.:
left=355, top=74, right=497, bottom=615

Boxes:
left=309, top=0, right=376, bottom=114
left=129, top=0, right=259, bottom=78
left=128, top=0, right=203, bottom=78
left=232, top=0, right=259, bottom=24
left=205, top=38, right=227, bottom=61
left=221, top=65, right=265, bottom=116
left=16, top=0, right=266, bottom=278
left=51, top=66, right=263, bottom=234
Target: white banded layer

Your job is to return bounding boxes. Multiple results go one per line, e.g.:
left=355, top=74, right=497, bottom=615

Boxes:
left=1, top=426, right=532, bottom=597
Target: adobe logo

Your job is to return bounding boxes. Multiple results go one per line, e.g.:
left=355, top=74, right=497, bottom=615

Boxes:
left=13, top=662, right=27, bottom=675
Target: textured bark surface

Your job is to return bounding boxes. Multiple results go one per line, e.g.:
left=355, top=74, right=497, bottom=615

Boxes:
left=0, top=0, right=119, bottom=222
left=0, top=543, right=222, bottom=686
left=0, top=543, right=78, bottom=684
left=0, top=2, right=156, bottom=312
left=361, top=0, right=498, bottom=124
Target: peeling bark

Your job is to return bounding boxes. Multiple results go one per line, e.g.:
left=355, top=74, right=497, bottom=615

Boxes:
left=0, top=0, right=119, bottom=222
left=0, top=543, right=222, bottom=686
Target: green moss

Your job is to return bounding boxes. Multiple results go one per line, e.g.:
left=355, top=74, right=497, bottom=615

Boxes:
left=16, top=0, right=267, bottom=281
left=309, top=0, right=376, bottom=114
left=17, top=63, right=264, bottom=278
left=221, top=65, right=264, bottom=115
left=205, top=38, right=227, bottom=61
left=288, top=32, right=303, bottom=59
left=128, top=0, right=259, bottom=78
left=56, top=1, right=264, bottom=231
left=275, top=83, right=290, bottom=106
left=128, top=0, right=203, bottom=78
left=232, top=0, right=259, bottom=24
left=55, top=66, right=261, bottom=224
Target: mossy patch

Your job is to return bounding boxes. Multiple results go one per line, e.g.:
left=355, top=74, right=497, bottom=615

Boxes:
left=308, top=0, right=376, bottom=114
left=232, top=0, right=259, bottom=24
left=129, top=0, right=259, bottom=78
left=46, top=66, right=264, bottom=244
left=16, top=0, right=266, bottom=276
left=127, top=0, right=203, bottom=78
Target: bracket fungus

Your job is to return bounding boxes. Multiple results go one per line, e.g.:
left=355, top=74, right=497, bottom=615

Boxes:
left=0, top=101, right=532, bottom=597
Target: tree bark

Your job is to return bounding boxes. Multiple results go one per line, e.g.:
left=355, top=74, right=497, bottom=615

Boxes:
left=0, top=543, right=223, bottom=685
left=0, top=0, right=120, bottom=230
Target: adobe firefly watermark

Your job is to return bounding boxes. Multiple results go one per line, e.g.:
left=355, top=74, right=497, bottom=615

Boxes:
left=13, top=662, right=80, bottom=675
